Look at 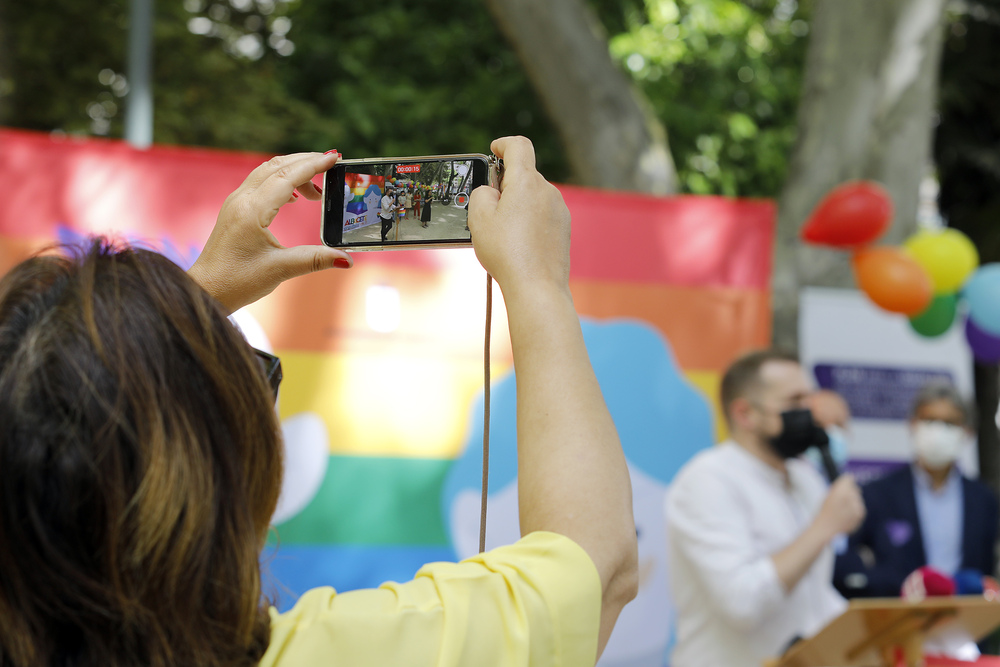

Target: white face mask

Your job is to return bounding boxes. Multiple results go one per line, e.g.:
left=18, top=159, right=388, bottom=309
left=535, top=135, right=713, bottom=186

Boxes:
left=913, top=420, right=968, bottom=470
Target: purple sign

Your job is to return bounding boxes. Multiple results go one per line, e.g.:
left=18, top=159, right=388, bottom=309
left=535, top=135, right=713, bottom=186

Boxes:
left=813, top=363, right=953, bottom=421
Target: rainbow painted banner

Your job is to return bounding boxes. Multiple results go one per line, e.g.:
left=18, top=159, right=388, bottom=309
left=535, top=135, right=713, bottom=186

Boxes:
left=0, top=128, right=774, bottom=666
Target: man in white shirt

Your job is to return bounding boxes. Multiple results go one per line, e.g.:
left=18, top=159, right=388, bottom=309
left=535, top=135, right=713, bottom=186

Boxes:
left=397, top=190, right=407, bottom=220
left=666, top=350, right=866, bottom=667
left=379, top=187, right=396, bottom=242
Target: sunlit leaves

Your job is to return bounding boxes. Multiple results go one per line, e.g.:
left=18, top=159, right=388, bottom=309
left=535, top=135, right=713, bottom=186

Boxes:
left=2, top=0, right=806, bottom=192
left=607, top=0, right=810, bottom=196
left=274, top=0, right=567, bottom=176
left=0, top=0, right=311, bottom=148
left=183, top=0, right=296, bottom=61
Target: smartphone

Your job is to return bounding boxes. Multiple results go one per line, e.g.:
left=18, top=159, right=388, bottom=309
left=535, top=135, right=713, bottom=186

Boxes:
left=321, top=153, right=501, bottom=250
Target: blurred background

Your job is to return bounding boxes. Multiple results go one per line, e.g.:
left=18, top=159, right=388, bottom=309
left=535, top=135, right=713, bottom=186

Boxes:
left=4, top=1, right=1000, bottom=663
left=0, top=0, right=815, bottom=191
left=2, top=0, right=999, bottom=296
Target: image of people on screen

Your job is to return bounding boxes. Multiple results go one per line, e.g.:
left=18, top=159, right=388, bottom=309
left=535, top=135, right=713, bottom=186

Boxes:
left=340, top=161, right=474, bottom=245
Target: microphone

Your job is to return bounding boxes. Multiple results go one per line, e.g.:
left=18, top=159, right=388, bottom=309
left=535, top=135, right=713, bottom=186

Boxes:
left=816, top=441, right=840, bottom=483
left=954, top=569, right=984, bottom=595
left=954, top=570, right=1000, bottom=600
left=810, top=428, right=839, bottom=483
left=901, top=566, right=956, bottom=601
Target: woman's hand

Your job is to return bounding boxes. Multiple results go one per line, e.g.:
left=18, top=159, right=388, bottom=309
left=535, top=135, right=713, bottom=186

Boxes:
left=467, top=136, right=571, bottom=298
left=470, top=137, right=638, bottom=657
left=187, top=151, right=353, bottom=313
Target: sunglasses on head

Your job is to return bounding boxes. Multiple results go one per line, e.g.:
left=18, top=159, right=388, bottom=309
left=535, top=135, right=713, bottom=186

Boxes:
left=252, top=347, right=282, bottom=402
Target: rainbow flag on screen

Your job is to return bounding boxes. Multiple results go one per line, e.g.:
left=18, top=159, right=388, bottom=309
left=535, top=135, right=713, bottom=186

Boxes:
left=0, top=128, right=773, bottom=666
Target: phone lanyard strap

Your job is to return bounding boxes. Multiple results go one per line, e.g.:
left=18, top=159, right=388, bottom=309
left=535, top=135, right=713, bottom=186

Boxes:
left=479, top=273, right=493, bottom=554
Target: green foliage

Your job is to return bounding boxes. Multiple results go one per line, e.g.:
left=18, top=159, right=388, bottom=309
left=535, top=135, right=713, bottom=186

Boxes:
left=605, top=0, right=810, bottom=196
left=0, top=0, right=128, bottom=135
left=0, top=0, right=309, bottom=149
left=0, top=0, right=809, bottom=194
left=274, top=0, right=567, bottom=177
left=151, top=0, right=314, bottom=150
left=0, top=0, right=570, bottom=179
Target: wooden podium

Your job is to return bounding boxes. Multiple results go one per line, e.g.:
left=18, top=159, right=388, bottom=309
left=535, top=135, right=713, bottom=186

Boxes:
left=765, top=597, right=1000, bottom=667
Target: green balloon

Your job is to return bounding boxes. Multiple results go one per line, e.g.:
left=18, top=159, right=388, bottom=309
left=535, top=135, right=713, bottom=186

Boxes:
left=909, top=294, right=958, bottom=337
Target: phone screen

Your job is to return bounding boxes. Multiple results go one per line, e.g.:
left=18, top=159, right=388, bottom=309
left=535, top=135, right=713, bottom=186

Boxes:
left=322, top=156, right=488, bottom=248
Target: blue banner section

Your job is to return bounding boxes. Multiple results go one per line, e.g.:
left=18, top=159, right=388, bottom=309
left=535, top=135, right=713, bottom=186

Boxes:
left=261, top=544, right=458, bottom=612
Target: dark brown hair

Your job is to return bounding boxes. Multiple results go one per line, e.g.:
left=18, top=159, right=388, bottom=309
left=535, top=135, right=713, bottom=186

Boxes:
left=0, top=238, right=282, bottom=666
left=719, top=349, right=799, bottom=425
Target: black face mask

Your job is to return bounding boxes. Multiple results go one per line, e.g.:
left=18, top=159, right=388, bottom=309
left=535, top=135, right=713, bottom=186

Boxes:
left=769, top=408, right=829, bottom=459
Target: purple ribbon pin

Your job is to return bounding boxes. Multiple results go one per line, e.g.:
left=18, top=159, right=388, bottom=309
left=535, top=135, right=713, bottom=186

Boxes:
left=886, top=520, right=913, bottom=547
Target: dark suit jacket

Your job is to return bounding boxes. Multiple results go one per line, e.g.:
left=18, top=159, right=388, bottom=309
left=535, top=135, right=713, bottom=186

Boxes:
left=834, top=465, right=999, bottom=597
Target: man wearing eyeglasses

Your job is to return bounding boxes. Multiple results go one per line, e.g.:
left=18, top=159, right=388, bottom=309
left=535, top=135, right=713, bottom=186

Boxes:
left=834, top=381, right=998, bottom=598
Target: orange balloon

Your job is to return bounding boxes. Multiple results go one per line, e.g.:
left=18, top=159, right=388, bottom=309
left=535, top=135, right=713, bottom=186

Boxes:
left=852, top=247, right=933, bottom=316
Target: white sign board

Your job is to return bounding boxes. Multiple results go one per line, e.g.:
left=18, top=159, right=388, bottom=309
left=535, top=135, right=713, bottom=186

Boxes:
left=799, top=287, right=976, bottom=480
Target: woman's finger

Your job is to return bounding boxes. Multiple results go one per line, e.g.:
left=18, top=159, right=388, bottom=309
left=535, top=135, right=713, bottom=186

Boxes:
left=489, top=137, right=535, bottom=194
left=249, top=152, right=340, bottom=227
left=468, top=184, right=499, bottom=234
left=297, top=179, right=324, bottom=201
left=242, top=152, right=328, bottom=192
left=267, top=244, right=354, bottom=283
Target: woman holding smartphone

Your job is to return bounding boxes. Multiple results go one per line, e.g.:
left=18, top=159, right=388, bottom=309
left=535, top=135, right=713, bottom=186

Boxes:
left=0, top=138, right=636, bottom=666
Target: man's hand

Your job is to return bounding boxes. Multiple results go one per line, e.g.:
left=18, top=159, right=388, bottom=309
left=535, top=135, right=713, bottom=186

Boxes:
left=188, top=151, right=353, bottom=313
left=771, top=474, right=865, bottom=593
left=815, top=474, right=867, bottom=538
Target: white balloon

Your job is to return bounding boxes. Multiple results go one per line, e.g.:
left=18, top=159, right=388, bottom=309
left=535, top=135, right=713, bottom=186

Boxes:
left=224, top=310, right=331, bottom=526
left=228, top=308, right=272, bottom=353
left=273, top=412, right=330, bottom=525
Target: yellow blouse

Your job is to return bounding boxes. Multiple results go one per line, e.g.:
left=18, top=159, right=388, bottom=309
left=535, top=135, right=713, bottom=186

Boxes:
left=261, top=531, right=602, bottom=666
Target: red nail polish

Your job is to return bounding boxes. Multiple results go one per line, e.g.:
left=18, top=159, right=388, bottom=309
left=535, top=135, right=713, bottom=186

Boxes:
left=292, top=191, right=300, bottom=199
left=316, top=184, right=324, bottom=194
left=334, top=258, right=351, bottom=269
left=325, top=149, right=338, bottom=155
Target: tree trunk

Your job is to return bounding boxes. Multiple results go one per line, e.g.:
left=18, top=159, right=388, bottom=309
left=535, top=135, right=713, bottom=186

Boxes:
left=484, top=0, right=677, bottom=194
left=772, top=0, right=949, bottom=350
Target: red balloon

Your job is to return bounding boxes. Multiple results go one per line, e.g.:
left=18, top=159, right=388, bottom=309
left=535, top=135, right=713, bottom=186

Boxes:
left=801, top=181, right=894, bottom=249
left=852, top=247, right=933, bottom=316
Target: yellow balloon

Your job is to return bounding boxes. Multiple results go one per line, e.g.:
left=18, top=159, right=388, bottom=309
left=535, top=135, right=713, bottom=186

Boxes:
left=903, top=228, right=979, bottom=293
